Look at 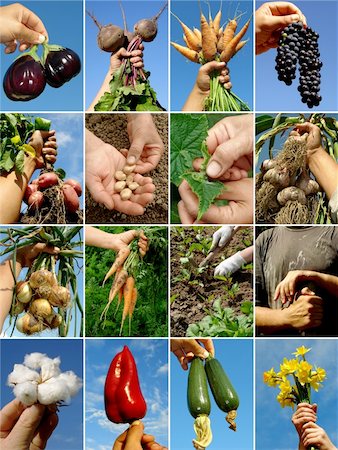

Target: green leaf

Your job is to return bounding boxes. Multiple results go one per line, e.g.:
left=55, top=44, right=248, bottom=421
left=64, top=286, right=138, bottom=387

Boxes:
left=183, top=172, right=225, bottom=221
left=15, top=151, right=25, bottom=173
left=255, top=114, right=275, bottom=134
left=54, top=168, right=66, bottom=180
left=0, top=149, right=15, bottom=172
left=170, top=114, right=208, bottom=186
left=94, top=92, right=117, bottom=111
left=240, top=301, right=253, bottom=315
left=34, top=117, right=51, bottom=131
left=21, top=144, right=36, bottom=158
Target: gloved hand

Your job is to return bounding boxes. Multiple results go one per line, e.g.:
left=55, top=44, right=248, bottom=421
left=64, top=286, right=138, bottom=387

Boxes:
left=210, top=226, right=235, bottom=251
left=214, top=252, right=246, bottom=276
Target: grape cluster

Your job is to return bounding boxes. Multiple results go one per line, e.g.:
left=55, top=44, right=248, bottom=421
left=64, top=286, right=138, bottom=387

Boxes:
left=275, top=22, right=322, bottom=108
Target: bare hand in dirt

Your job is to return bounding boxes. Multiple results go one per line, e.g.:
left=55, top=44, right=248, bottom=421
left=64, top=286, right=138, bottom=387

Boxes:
left=255, top=2, right=307, bottom=55
left=170, top=339, right=214, bottom=370
left=16, top=243, right=60, bottom=268
left=28, top=130, right=58, bottom=169
left=291, top=123, right=323, bottom=158
left=284, top=287, right=324, bottom=330
left=121, top=113, right=164, bottom=173
left=196, top=61, right=232, bottom=93
left=86, top=139, right=155, bottom=215
left=203, top=114, right=253, bottom=180
left=113, top=421, right=168, bottom=450
left=301, top=422, right=337, bottom=450
left=110, top=45, right=144, bottom=74
left=178, top=178, right=253, bottom=224
left=292, top=403, right=317, bottom=437
left=274, top=270, right=315, bottom=304
left=0, top=399, right=58, bottom=450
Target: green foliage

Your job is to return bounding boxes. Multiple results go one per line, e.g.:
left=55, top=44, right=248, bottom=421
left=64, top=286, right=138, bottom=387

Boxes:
left=186, top=299, right=253, bottom=337
left=85, top=226, right=168, bottom=337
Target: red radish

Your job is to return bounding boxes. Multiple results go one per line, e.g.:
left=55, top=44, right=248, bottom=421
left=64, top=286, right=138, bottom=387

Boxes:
left=64, top=179, right=82, bottom=197
left=38, top=173, right=59, bottom=189
left=62, top=184, right=79, bottom=213
left=28, top=191, right=44, bottom=210
left=24, top=184, right=38, bottom=203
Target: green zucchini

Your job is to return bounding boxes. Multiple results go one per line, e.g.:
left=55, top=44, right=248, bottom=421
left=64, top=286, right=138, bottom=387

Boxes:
left=205, top=356, right=239, bottom=431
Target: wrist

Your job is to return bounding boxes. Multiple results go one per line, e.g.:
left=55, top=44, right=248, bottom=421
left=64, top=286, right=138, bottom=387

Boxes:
left=24, top=155, right=36, bottom=179
left=194, top=82, right=209, bottom=97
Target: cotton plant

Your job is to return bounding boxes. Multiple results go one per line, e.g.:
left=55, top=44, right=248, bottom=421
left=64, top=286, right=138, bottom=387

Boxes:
left=7, top=352, right=82, bottom=406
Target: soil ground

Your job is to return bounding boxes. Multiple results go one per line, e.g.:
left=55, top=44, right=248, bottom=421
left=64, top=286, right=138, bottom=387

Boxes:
left=85, top=113, right=168, bottom=224
left=170, top=226, right=253, bottom=336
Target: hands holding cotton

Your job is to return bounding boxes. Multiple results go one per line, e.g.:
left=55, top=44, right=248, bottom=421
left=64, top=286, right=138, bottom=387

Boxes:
left=7, top=352, right=82, bottom=406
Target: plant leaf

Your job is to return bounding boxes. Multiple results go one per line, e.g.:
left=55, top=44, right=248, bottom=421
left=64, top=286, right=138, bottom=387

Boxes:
left=15, top=150, right=25, bottom=173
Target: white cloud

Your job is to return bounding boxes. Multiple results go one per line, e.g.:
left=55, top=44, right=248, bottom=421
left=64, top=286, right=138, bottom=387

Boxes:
left=86, top=390, right=102, bottom=409
left=156, top=363, right=168, bottom=376
left=96, top=375, right=106, bottom=386
left=56, top=131, right=73, bottom=146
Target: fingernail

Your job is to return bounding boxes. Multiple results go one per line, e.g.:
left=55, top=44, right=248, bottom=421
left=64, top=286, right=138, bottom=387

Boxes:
left=291, top=14, right=299, bottom=21
left=201, top=350, right=209, bottom=359
left=38, top=34, right=46, bottom=43
left=54, top=247, right=60, bottom=252
left=206, top=161, right=222, bottom=178
left=127, top=156, right=136, bottom=164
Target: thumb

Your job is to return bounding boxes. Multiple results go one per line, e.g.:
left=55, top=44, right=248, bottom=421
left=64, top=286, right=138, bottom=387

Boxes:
left=15, top=24, right=46, bottom=45
left=127, top=137, right=144, bottom=165
left=187, top=341, right=210, bottom=359
left=201, top=60, right=226, bottom=75
left=301, top=286, right=315, bottom=296
left=206, top=136, right=246, bottom=179
left=87, top=178, right=114, bottom=210
left=125, top=421, right=144, bottom=450
left=268, top=14, right=301, bottom=30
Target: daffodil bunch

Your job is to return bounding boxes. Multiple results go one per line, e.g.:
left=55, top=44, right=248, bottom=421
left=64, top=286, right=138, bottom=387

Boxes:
left=263, top=346, right=326, bottom=450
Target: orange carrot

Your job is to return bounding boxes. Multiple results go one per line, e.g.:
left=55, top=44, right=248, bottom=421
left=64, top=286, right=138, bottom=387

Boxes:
left=119, top=276, right=135, bottom=336
left=128, top=287, right=138, bottom=335
left=114, top=286, right=124, bottom=317
left=201, top=13, right=217, bottom=61
left=193, top=27, right=202, bottom=42
left=100, top=269, right=128, bottom=322
left=234, top=39, right=248, bottom=54
left=213, top=10, right=222, bottom=35
left=171, top=42, right=199, bottom=62
left=217, top=33, right=224, bottom=53
left=221, top=18, right=251, bottom=62
left=222, top=19, right=237, bottom=50
left=172, top=12, right=200, bottom=51
left=102, top=246, right=130, bottom=286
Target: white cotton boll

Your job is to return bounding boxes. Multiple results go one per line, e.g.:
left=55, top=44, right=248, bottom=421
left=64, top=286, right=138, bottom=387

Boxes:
left=40, top=357, right=61, bottom=382
left=37, top=378, right=71, bottom=405
left=24, top=352, right=48, bottom=369
left=7, top=364, right=40, bottom=386
left=13, top=381, right=38, bottom=405
left=58, top=371, right=82, bottom=397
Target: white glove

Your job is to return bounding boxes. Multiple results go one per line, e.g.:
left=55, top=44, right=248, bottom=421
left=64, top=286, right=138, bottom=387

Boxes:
left=210, top=226, right=235, bottom=251
left=214, top=252, right=246, bottom=276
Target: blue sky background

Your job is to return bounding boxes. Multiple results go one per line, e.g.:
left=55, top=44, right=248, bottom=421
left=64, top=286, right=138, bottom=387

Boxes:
left=0, top=226, right=84, bottom=338
left=256, top=339, right=338, bottom=450
left=85, top=0, right=168, bottom=110
left=256, top=0, right=338, bottom=111
left=0, top=339, right=83, bottom=450
left=85, top=339, right=168, bottom=450
left=0, top=1, right=83, bottom=111
left=170, top=0, right=254, bottom=111
left=171, top=339, right=253, bottom=450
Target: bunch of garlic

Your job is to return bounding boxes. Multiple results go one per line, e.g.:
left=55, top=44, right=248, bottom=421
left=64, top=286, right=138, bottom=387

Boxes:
left=7, top=352, right=82, bottom=406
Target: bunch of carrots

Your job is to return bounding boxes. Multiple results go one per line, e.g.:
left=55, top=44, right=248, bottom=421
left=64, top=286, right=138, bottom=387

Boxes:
left=100, top=231, right=149, bottom=336
left=171, top=2, right=251, bottom=111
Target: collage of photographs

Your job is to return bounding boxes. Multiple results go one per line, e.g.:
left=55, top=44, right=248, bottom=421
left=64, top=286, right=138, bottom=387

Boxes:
left=0, top=0, right=337, bottom=449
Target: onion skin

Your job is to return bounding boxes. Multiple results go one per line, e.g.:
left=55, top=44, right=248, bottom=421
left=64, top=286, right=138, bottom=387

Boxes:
left=263, top=168, right=290, bottom=188
left=16, top=281, right=33, bottom=304
left=16, top=314, right=46, bottom=335
left=29, top=298, right=53, bottom=319
left=48, top=286, right=71, bottom=308
left=295, top=173, right=320, bottom=195
left=29, top=269, right=56, bottom=289
left=277, top=187, right=307, bottom=206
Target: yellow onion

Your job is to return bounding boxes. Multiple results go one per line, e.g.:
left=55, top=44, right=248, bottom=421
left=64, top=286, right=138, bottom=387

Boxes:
left=29, top=269, right=56, bottom=289
left=11, top=301, right=25, bottom=316
left=29, top=298, right=53, bottom=319
left=48, top=286, right=71, bottom=308
left=16, top=314, right=46, bottom=335
left=47, top=313, right=63, bottom=329
left=35, top=285, right=53, bottom=299
left=16, top=281, right=32, bottom=304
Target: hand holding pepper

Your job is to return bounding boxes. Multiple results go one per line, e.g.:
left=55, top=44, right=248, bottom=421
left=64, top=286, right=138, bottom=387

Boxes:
left=113, top=421, right=168, bottom=450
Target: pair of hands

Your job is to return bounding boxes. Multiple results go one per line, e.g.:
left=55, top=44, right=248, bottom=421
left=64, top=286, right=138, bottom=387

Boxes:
left=178, top=114, right=253, bottom=224
left=292, top=403, right=336, bottom=450
left=86, top=114, right=164, bottom=216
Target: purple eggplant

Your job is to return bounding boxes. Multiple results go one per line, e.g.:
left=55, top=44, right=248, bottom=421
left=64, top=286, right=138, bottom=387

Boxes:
left=3, top=55, right=46, bottom=101
left=44, top=48, right=81, bottom=88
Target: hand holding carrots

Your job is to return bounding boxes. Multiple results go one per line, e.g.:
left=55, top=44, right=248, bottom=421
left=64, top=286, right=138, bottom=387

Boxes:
left=195, top=61, right=232, bottom=93
left=255, top=2, right=307, bottom=55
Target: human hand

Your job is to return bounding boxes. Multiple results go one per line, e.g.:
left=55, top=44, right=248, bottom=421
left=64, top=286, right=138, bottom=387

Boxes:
left=86, top=138, right=155, bottom=215
left=274, top=270, right=315, bottom=305
left=113, top=230, right=148, bottom=252
left=121, top=114, right=164, bottom=174
left=170, top=339, right=214, bottom=370
left=0, top=399, right=58, bottom=450
left=16, top=243, right=60, bottom=268
left=195, top=61, right=232, bottom=93
left=28, top=130, right=58, bottom=169
left=210, top=226, right=235, bottom=251
left=301, top=422, right=337, bottom=450
left=292, top=403, right=317, bottom=437
left=0, top=4, right=47, bottom=54
left=284, top=287, right=324, bottom=330
left=113, top=421, right=168, bottom=450
left=255, top=2, right=307, bottom=55
left=290, top=123, right=323, bottom=159
left=178, top=178, right=253, bottom=224
left=109, top=45, right=144, bottom=74
left=202, top=114, right=253, bottom=180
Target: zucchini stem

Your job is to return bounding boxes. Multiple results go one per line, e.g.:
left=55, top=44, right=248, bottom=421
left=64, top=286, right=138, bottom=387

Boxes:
left=226, top=409, right=237, bottom=431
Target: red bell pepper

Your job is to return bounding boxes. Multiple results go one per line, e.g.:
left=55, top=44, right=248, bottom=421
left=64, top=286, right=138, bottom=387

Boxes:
left=104, top=345, right=147, bottom=424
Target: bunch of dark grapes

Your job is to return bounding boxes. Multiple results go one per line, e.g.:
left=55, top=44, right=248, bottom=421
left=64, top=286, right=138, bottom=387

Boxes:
left=275, top=22, right=322, bottom=108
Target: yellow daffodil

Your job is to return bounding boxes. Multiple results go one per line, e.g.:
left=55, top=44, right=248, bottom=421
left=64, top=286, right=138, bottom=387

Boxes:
left=279, top=379, right=292, bottom=395
left=280, top=358, right=299, bottom=376
left=293, top=346, right=311, bottom=358
left=296, top=360, right=313, bottom=384
left=277, top=390, right=294, bottom=408
left=310, top=379, right=322, bottom=392
left=311, top=367, right=326, bottom=383
left=263, top=368, right=279, bottom=387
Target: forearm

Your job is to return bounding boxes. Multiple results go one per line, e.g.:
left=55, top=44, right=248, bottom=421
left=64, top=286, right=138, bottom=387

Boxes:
left=305, top=271, right=338, bottom=297
left=255, top=306, right=290, bottom=334
left=0, top=259, right=23, bottom=332
left=87, top=69, right=112, bottom=111
left=308, top=147, right=338, bottom=198
left=85, top=226, right=118, bottom=250
left=0, top=157, right=36, bottom=224
left=182, top=84, right=207, bottom=111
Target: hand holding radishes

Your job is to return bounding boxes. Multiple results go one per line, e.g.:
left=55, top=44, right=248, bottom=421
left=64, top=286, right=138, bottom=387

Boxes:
left=28, top=129, right=58, bottom=168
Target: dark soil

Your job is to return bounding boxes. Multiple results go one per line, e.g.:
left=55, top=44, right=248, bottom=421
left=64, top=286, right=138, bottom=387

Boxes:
left=170, top=227, right=253, bottom=336
left=85, top=113, right=168, bottom=224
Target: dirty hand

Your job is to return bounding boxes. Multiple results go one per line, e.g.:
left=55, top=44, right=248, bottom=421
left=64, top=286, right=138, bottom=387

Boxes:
left=113, top=421, right=168, bottom=450
left=255, top=2, right=307, bottom=54
left=210, top=226, right=235, bottom=251
left=290, top=123, right=323, bottom=158
left=170, top=339, right=214, bottom=370
left=0, top=3, right=48, bottom=53
left=28, top=130, right=58, bottom=169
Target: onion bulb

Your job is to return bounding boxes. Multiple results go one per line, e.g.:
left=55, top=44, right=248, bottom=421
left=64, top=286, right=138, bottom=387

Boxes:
left=29, top=269, right=56, bottom=289
left=16, top=314, right=46, bottom=335
left=48, top=286, right=71, bottom=308
left=29, top=299, right=53, bottom=319
left=16, top=281, right=32, bottom=304
left=277, top=186, right=307, bottom=206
